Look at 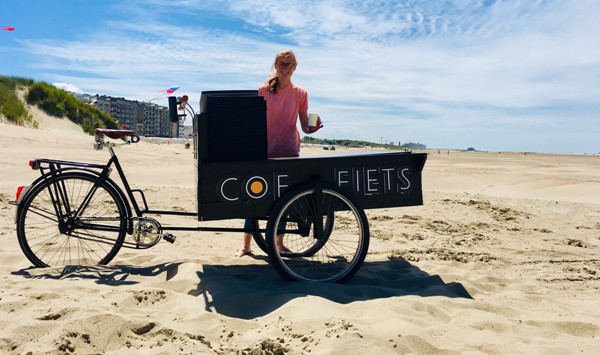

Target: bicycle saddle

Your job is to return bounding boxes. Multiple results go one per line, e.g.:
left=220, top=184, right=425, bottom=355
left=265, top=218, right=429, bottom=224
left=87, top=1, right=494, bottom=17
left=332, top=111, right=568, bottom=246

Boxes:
left=96, top=128, right=136, bottom=139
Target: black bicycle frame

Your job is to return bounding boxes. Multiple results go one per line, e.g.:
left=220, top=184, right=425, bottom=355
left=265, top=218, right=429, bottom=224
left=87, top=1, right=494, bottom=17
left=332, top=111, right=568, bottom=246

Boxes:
left=36, top=156, right=123, bottom=235
left=33, top=144, right=265, bottom=235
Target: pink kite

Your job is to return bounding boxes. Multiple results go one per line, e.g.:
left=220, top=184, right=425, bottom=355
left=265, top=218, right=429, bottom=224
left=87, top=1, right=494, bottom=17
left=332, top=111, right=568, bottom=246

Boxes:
left=149, top=85, right=180, bottom=101
left=1, top=26, right=15, bottom=31
left=166, top=86, right=180, bottom=94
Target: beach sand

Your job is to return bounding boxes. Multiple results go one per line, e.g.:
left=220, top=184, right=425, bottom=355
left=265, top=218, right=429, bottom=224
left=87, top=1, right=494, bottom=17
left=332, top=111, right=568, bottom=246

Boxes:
left=1, top=111, right=599, bottom=354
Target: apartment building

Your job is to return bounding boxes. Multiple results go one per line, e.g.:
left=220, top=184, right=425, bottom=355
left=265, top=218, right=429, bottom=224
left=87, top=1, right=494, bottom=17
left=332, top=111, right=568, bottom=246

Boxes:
left=73, top=93, right=179, bottom=138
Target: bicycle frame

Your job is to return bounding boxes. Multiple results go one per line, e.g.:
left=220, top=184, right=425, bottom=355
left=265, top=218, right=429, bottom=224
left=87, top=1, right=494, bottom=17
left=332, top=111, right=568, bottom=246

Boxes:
left=30, top=155, right=132, bottom=236
left=28, top=142, right=264, bottom=237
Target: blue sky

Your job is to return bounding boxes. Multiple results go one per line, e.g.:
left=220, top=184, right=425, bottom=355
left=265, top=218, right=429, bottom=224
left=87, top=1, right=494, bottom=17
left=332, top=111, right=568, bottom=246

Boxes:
left=1, top=0, right=599, bottom=154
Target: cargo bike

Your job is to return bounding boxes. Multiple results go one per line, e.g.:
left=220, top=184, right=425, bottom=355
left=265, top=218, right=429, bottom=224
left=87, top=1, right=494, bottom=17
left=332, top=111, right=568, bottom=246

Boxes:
left=12, top=91, right=427, bottom=283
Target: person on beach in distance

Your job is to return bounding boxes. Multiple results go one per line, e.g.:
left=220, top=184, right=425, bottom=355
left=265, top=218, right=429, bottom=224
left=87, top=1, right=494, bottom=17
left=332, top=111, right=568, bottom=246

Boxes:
left=235, top=49, right=324, bottom=257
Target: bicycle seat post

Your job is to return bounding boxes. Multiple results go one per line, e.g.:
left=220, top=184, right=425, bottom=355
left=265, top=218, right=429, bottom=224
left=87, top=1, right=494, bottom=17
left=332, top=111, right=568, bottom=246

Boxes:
left=107, top=142, right=117, bottom=158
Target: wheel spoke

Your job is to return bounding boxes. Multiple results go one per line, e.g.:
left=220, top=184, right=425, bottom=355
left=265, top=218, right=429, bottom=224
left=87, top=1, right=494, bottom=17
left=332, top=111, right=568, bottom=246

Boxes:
left=267, top=183, right=369, bottom=283
left=16, top=172, right=126, bottom=267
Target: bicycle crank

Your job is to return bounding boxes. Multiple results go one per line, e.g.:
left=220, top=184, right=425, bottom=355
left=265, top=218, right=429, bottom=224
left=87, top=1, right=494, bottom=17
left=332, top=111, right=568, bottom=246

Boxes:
left=132, top=218, right=164, bottom=248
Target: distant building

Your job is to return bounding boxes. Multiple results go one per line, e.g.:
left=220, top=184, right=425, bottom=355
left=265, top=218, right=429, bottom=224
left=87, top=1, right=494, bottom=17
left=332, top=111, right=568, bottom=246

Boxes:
left=140, top=101, right=172, bottom=137
left=180, top=125, right=194, bottom=139
left=72, top=93, right=180, bottom=138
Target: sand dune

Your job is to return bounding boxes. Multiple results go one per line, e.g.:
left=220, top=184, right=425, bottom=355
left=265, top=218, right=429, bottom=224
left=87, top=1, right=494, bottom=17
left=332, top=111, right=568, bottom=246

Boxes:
left=1, top=112, right=599, bottom=354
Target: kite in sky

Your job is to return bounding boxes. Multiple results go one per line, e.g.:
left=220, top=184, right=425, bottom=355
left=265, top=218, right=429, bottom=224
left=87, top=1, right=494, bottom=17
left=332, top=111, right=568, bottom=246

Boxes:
left=1, top=26, right=15, bottom=31
left=166, top=86, right=179, bottom=94
left=149, top=85, right=180, bottom=101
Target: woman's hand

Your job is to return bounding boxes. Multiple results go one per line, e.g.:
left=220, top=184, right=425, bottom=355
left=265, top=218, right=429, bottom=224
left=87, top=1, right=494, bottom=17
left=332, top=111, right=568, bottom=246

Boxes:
left=306, top=116, right=323, bottom=133
left=300, top=112, right=324, bottom=133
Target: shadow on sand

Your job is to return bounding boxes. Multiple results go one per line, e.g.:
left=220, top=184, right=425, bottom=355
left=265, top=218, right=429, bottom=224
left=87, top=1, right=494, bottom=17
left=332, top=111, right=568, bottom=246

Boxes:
left=14, top=259, right=471, bottom=319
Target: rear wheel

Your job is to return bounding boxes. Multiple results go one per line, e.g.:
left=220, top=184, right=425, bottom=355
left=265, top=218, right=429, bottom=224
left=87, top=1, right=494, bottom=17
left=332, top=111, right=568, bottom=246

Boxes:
left=16, top=172, right=127, bottom=267
left=266, top=182, right=369, bottom=283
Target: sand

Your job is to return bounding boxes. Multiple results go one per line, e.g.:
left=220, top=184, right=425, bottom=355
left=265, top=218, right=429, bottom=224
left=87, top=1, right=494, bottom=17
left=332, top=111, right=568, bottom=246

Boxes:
left=1, top=110, right=599, bottom=354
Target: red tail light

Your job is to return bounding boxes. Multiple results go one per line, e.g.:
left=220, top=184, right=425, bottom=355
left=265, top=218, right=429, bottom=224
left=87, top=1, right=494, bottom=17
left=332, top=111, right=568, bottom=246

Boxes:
left=15, top=185, right=31, bottom=203
left=15, top=186, right=25, bottom=202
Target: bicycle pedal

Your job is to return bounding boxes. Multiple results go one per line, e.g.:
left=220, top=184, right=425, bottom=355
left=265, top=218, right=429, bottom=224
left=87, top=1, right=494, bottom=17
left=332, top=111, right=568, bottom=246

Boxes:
left=163, top=233, right=176, bottom=244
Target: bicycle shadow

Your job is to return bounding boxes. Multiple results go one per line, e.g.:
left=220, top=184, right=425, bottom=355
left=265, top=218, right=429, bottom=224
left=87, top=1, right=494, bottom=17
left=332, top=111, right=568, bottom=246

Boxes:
left=193, top=259, right=472, bottom=319
left=14, top=259, right=471, bottom=319
left=12, top=262, right=182, bottom=286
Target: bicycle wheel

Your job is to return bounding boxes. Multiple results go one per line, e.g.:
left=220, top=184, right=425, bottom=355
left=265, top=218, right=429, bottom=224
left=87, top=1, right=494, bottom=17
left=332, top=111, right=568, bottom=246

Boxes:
left=250, top=219, right=269, bottom=255
left=16, top=172, right=127, bottom=267
left=266, top=182, right=369, bottom=283
left=251, top=213, right=334, bottom=256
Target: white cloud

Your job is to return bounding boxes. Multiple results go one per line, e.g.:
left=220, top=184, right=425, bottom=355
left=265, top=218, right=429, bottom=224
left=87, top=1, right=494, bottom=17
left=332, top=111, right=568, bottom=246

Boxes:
left=52, top=82, right=83, bottom=94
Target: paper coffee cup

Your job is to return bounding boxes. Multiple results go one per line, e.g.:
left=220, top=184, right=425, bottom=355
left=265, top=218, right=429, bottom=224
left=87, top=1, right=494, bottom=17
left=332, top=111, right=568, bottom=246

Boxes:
left=308, top=113, right=319, bottom=127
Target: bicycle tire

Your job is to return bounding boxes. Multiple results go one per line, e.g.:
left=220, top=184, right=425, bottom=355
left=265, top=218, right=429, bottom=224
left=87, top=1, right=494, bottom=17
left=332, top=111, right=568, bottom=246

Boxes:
left=16, top=171, right=127, bottom=267
left=251, top=212, right=335, bottom=256
left=266, top=182, right=370, bottom=283
left=250, top=219, right=269, bottom=254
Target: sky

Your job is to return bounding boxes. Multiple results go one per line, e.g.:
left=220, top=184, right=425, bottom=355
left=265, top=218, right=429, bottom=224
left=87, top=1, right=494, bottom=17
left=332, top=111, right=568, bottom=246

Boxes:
left=1, top=0, right=599, bottom=154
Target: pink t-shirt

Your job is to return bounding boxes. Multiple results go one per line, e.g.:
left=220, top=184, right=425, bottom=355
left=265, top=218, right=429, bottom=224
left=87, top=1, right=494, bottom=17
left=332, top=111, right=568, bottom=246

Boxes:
left=258, top=83, right=308, bottom=158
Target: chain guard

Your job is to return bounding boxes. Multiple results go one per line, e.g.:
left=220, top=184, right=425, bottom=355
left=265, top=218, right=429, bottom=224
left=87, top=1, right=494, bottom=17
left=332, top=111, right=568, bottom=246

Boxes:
left=73, top=216, right=166, bottom=249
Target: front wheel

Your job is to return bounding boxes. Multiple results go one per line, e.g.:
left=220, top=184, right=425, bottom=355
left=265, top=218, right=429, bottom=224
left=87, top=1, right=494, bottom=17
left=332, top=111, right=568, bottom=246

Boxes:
left=250, top=218, right=269, bottom=255
left=266, top=182, right=370, bottom=283
left=251, top=211, right=334, bottom=256
left=16, top=172, right=128, bottom=267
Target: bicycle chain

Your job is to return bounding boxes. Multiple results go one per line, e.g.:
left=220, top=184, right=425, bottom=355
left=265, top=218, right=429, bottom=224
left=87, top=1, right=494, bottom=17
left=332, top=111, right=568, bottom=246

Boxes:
left=76, top=216, right=144, bottom=222
left=75, top=216, right=163, bottom=249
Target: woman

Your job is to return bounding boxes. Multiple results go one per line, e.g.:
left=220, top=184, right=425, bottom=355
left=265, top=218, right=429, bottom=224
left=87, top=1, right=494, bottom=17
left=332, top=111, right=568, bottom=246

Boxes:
left=235, top=49, right=323, bottom=257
